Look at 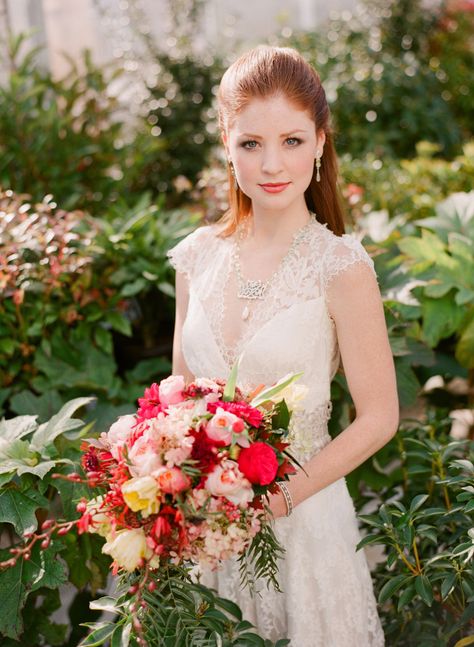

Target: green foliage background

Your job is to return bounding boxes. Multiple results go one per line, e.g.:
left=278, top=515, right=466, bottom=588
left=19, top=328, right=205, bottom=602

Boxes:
left=0, top=0, right=473, bottom=644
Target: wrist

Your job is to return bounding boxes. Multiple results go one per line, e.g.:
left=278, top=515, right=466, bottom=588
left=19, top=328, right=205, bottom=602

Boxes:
left=276, top=481, right=293, bottom=516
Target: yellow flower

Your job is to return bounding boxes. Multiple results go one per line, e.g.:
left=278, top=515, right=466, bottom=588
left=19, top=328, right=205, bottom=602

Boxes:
left=122, top=476, right=159, bottom=518
left=102, top=528, right=149, bottom=571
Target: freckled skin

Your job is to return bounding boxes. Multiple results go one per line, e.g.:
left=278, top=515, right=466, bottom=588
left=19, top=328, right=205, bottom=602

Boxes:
left=223, top=94, right=325, bottom=224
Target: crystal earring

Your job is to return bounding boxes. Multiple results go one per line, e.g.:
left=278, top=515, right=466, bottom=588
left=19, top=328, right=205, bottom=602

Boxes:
left=314, top=154, right=321, bottom=182
left=229, top=160, right=239, bottom=191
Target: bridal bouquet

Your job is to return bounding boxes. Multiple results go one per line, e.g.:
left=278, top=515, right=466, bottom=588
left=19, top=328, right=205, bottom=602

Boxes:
left=4, top=362, right=304, bottom=646
left=78, top=367, right=301, bottom=580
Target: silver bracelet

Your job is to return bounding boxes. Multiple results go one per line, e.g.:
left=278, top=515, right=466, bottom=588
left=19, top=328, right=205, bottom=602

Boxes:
left=277, top=481, right=293, bottom=516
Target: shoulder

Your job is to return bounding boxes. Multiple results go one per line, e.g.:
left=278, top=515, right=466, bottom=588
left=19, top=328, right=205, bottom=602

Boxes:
left=316, top=225, right=376, bottom=288
left=166, top=223, right=225, bottom=280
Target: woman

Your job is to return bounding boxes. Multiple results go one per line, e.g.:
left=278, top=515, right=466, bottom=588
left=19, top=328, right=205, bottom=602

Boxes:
left=167, top=45, right=398, bottom=646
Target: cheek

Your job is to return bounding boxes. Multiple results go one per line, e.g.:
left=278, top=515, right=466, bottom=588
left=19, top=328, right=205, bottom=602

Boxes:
left=233, top=152, right=257, bottom=180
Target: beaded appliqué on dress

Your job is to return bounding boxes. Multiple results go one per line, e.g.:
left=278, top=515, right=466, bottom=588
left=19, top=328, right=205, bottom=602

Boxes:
left=288, top=401, right=333, bottom=463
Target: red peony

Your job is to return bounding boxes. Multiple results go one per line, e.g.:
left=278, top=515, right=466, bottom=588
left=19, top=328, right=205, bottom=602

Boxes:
left=237, top=442, right=278, bottom=485
left=207, top=400, right=264, bottom=428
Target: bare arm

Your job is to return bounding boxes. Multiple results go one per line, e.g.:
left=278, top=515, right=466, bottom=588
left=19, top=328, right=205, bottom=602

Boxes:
left=269, top=262, right=399, bottom=516
left=171, top=270, right=195, bottom=382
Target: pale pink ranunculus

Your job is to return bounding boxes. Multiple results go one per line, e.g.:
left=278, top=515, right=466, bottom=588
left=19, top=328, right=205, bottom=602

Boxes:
left=206, top=407, right=244, bottom=446
left=128, top=431, right=163, bottom=477
left=158, top=375, right=186, bottom=406
left=205, top=460, right=253, bottom=507
left=106, top=414, right=137, bottom=460
left=156, top=466, right=191, bottom=494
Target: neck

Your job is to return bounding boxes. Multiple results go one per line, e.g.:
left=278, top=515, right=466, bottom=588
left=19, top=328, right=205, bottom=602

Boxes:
left=243, top=202, right=313, bottom=245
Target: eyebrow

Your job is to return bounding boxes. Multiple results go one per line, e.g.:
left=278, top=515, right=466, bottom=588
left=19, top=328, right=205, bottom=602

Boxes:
left=237, top=129, right=308, bottom=138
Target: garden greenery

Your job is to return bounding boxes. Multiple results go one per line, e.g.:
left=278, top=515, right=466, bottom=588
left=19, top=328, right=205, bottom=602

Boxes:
left=0, top=0, right=473, bottom=643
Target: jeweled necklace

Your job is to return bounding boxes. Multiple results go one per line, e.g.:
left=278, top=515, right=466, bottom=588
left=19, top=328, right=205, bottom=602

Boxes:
left=233, top=213, right=316, bottom=321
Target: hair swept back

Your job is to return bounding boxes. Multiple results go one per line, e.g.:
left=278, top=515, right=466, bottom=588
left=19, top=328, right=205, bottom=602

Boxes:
left=215, top=45, right=346, bottom=237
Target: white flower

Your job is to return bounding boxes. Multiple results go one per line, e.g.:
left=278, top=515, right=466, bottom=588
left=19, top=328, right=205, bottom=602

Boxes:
left=449, top=409, right=474, bottom=440
left=106, top=414, right=136, bottom=460
left=102, top=528, right=150, bottom=571
left=273, top=382, right=309, bottom=412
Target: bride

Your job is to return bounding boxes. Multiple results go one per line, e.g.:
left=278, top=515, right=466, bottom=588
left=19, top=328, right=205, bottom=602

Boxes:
left=167, top=45, right=398, bottom=646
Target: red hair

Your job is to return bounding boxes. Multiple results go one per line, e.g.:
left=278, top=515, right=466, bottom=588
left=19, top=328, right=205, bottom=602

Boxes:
left=216, top=45, right=345, bottom=237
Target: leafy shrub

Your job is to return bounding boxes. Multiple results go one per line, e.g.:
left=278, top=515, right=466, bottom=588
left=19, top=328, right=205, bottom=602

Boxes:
left=0, top=398, right=110, bottom=646
left=0, top=35, right=127, bottom=213
left=126, top=50, right=224, bottom=205
left=340, top=141, right=474, bottom=224
left=357, top=411, right=474, bottom=646
left=285, top=0, right=474, bottom=159
left=0, top=189, right=194, bottom=427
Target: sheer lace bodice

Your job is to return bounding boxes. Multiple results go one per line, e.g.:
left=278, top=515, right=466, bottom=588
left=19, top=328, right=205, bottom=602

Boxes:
left=166, top=216, right=384, bottom=646
left=167, top=216, right=376, bottom=463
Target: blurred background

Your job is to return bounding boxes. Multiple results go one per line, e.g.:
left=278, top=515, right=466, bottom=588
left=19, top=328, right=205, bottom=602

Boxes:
left=0, top=1, right=473, bottom=646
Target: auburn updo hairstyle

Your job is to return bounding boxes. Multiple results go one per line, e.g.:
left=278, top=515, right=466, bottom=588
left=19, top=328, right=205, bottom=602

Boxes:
left=216, top=45, right=345, bottom=237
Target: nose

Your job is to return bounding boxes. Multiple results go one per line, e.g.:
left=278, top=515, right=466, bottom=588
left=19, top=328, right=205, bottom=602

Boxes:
left=261, top=145, right=284, bottom=176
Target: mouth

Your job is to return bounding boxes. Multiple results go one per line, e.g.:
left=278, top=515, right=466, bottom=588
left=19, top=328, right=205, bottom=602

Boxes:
left=259, top=182, right=291, bottom=193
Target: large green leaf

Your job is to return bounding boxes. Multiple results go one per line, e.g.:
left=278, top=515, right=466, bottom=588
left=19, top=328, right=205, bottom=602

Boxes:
left=398, top=231, right=446, bottom=264
left=0, top=551, right=27, bottom=638
left=34, top=342, right=118, bottom=392
left=0, top=544, right=67, bottom=639
left=0, top=487, right=48, bottom=535
left=394, top=358, right=420, bottom=408
left=9, top=389, right=65, bottom=423
left=0, top=415, right=38, bottom=444
left=30, top=396, right=94, bottom=453
left=415, top=574, right=434, bottom=606
left=420, top=293, right=466, bottom=347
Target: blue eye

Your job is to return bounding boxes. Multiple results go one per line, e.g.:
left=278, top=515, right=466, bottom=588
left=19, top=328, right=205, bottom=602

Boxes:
left=286, top=137, right=302, bottom=146
left=241, top=140, right=258, bottom=149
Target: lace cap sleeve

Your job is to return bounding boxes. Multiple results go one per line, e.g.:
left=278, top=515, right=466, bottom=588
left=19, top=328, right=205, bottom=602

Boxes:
left=166, top=225, right=211, bottom=282
left=321, top=233, right=376, bottom=291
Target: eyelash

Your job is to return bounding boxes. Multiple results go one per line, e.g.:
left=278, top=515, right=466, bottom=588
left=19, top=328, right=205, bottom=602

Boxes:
left=240, top=137, right=303, bottom=149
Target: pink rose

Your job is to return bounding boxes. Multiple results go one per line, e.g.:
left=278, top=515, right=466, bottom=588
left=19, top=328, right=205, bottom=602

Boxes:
left=128, top=431, right=163, bottom=477
left=106, top=414, right=136, bottom=460
left=205, top=460, right=253, bottom=507
left=206, top=407, right=246, bottom=446
left=156, top=467, right=191, bottom=494
left=159, top=375, right=186, bottom=406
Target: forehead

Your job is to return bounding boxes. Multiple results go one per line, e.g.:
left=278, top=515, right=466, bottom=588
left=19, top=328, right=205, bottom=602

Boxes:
left=228, top=94, right=315, bottom=135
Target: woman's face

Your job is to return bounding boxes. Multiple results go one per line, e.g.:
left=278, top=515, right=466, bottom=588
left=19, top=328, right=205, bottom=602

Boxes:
left=223, top=94, right=325, bottom=214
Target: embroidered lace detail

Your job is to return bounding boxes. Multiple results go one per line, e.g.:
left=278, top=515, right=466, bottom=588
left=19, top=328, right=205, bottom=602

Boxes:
left=287, top=401, right=333, bottom=463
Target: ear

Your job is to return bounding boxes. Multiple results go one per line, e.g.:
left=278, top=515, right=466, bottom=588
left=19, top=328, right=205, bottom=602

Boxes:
left=221, top=131, right=230, bottom=159
left=316, top=129, right=326, bottom=156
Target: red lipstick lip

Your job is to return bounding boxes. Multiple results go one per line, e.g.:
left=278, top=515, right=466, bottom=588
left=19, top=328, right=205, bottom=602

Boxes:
left=259, top=182, right=290, bottom=187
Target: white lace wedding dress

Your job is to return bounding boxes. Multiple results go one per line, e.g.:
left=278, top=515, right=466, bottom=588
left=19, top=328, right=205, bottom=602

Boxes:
left=167, top=216, right=385, bottom=646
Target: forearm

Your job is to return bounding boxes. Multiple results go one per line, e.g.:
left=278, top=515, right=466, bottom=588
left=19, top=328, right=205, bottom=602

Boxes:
left=287, top=411, right=398, bottom=508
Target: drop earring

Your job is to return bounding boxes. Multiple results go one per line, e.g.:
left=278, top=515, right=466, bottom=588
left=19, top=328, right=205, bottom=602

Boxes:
left=315, top=153, right=321, bottom=182
left=229, top=160, right=239, bottom=191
